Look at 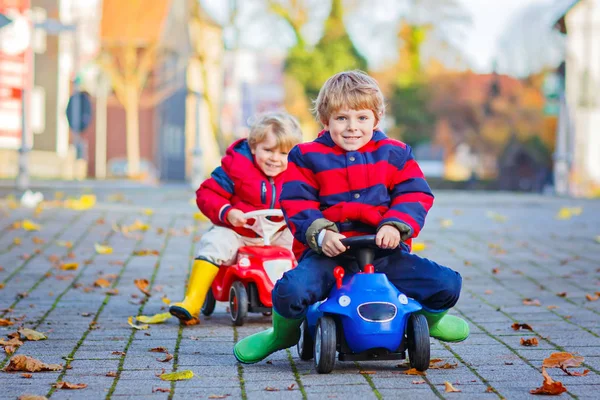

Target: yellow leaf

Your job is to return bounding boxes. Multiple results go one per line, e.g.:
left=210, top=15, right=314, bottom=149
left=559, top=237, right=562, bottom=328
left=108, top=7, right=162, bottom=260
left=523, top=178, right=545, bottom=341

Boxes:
left=56, top=241, right=73, bottom=248
left=18, top=328, right=47, bottom=341
left=136, top=313, right=172, bottom=324
left=54, top=191, right=65, bottom=200
left=22, top=220, right=41, bottom=231
left=143, top=208, right=154, bottom=216
left=128, top=220, right=149, bottom=232
left=94, top=278, right=111, bottom=288
left=59, top=263, right=79, bottom=271
left=193, top=212, right=208, bottom=222
left=127, top=316, right=149, bottom=330
left=439, top=218, right=453, bottom=228
left=13, top=237, right=22, bottom=245
left=486, top=211, right=507, bottom=222
left=64, top=194, right=96, bottom=211
left=95, top=244, right=113, bottom=255
left=160, top=370, right=194, bottom=381
left=556, top=206, right=583, bottom=220
left=412, top=242, right=426, bottom=252
left=162, top=296, right=171, bottom=305
left=444, top=381, right=461, bottom=393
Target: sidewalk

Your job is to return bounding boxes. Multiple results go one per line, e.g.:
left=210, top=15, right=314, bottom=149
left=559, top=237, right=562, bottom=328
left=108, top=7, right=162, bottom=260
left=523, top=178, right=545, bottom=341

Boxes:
left=0, top=189, right=599, bottom=399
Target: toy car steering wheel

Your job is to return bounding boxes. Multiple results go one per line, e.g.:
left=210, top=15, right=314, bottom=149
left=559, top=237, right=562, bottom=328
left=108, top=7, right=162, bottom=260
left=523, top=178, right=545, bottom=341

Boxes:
left=340, top=234, right=379, bottom=269
left=242, top=209, right=288, bottom=246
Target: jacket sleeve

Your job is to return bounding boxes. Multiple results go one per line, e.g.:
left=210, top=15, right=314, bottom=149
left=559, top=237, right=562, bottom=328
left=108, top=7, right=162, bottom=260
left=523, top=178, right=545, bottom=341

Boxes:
left=280, top=146, right=338, bottom=252
left=196, top=151, right=235, bottom=226
left=379, top=144, right=434, bottom=241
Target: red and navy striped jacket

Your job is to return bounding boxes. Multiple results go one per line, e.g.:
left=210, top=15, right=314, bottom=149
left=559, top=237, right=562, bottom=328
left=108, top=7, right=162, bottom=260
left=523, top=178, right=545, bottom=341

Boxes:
left=196, top=139, right=285, bottom=237
left=280, top=130, right=434, bottom=259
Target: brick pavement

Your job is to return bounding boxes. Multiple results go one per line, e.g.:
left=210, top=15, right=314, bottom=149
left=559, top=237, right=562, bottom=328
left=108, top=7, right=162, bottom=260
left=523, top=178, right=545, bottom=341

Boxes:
left=0, top=187, right=599, bottom=399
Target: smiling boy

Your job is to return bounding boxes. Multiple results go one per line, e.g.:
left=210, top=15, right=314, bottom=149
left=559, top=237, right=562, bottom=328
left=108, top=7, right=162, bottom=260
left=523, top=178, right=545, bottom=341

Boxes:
left=234, top=70, right=469, bottom=364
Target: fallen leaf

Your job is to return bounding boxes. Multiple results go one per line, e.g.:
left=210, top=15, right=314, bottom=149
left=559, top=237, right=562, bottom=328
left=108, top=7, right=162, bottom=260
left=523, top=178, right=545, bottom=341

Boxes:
left=412, top=242, right=426, bottom=252
left=530, top=367, right=567, bottom=395
left=157, top=353, right=173, bottom=362
left=1, top=337, right=23, bottom=355
left=403, top=368, right=426, bottom=376
left=160, top=370, right=194, bottom=381
left=193, top=212, right=208, bottom=221
left=21, top=373, right=32, bottom=378
left=64, top=194, right=96, bottom=211
left=555, top=207, right=582, bottom=220
left=106, top=289, right=119, bottom=295
left=18, top=328, right=47, bottom=341
left=133, top=249, right=160, bottom=256
left=484, top=290, right=493, bottom=295
left=556, top=292, right=567, bottom=297
left=595, top=235, right=600, bottom=244
left=412, top=380, right=426, bottom=384
left=486, top=211, right=507, bottom=222
left=94, top=278, right=111, bottom=288
left=486, top=387, right=494, bottom=393
left=59, top=263, right=79, bottom=271
left=511, top=323, right=533, bottom=331
left=520, top=338, right=539, bottom=347
left=22, top=220, right=41, bottom=231
left=208, top=395, right=230, bottom=399
left=150, top=347, right=168, bottom=353
left=359, top=371, right=376, bottom=375
left=492, top=268, right=500, bottom=274
left=2, top=355, right=62, bottom=372
left=134, top=279, right=151, bottom=296
left=17, top=395, right=47, bottom=400
left=523, top=298, right=542, bottom=306
left=56, top=241, right=73, bottom=248
left=444, top=381, right=461, bottom=393
left=106, top=371, right=117, bottom=377
left=94, top=244, right=113, bottom=255
left=181, top=317, right=199, bottom=326
left=585, top=294, right=599, bottom=302
left=439, top=218, right=453, bottom=228
left=32, top=237, right=45, bottom=244
left=13, top=237, right=22, bottom=245
left=161, top=296, right=171, bottom=305
left=429, top=359, right=458, bottom=369
left=547, top=305, right=558, bottom=310
left=287, top=383, right=296, bottom=390
left=542, top=352, right=584, bottom=369
left=265, top=387, right=279, bottom=391
left=127, top=220, right=150, bottom=232
left=0, top=318, right=14, bottom=326
left=112, top=351, right=126, bottom=356
left=136, top=313, right=171, bottom=324
left=52, top=381, right=88, bottom=389
left=563, top=369, right=589, bottom=377
left=153, top=388, right=170, bottom=393
left=109, top=260, right=125, bottom=266
left=127, top=316, right=149, bottom=330
left=0, top=283, right=4, bottom=290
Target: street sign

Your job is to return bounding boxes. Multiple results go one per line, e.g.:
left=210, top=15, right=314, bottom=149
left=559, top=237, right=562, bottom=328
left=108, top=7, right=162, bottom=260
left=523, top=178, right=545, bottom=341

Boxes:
left=0, top=12, right=11, bottom=29
left=66, top=91, right=92, bottom=133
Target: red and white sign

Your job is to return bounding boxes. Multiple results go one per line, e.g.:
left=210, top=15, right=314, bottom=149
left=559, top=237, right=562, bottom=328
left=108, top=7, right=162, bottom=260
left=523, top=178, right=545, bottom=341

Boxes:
left=0, top=0, right=31, bottom=149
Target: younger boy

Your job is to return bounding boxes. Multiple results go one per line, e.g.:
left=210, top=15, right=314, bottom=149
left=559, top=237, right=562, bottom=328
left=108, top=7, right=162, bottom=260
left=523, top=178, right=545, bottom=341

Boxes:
left=169, top=111, right=303, bottom=322
left=234, top=71, right=469, bottom=364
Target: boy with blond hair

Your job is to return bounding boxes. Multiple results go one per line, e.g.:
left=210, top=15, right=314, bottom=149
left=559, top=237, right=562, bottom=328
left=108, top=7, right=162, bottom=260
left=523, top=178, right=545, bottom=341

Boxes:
left=169, top=111, right=303, bottom=322
left=234, top=70, right=469, bottom=364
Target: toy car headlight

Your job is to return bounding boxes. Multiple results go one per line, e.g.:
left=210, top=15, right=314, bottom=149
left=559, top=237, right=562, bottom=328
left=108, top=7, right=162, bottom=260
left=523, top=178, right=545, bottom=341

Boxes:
left=238, top=256, right=251, bottom=267
left=338, top=295, right=351, bottom=307
left=357, top=302, right=397, bottom=323
left=263, top=259, right=293, bottom=284
left=398, top=294, right=408, bottom=304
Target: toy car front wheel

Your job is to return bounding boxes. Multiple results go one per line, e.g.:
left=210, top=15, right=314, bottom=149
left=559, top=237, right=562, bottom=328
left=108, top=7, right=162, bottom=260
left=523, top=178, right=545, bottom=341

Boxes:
left=407, top=313, right=430, bottom=371
left=229, top=281, right=248, bottom=326
left=314, top=316, right=336, bottom=374
left=297, top=319, right=314, bottom=361
left=201, top=289, right=216, bottom=316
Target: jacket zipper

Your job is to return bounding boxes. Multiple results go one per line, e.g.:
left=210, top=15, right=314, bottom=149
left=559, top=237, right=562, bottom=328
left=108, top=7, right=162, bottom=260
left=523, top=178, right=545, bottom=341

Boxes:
left=261, top=181, right=267, bottom=204
left=269, top=178, right=276, bottom=208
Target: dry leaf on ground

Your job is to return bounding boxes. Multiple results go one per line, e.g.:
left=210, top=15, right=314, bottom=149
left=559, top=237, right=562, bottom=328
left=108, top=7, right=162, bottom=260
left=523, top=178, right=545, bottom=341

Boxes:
left=160, top=370, right=194, bottom=381
left=106, top=289, right=119, bottom=295
left=265, top=387, right=279, bottom=391
left=149, top=347, right=168, bottom=353
left=1, top=337, right=24, bottom=355
left=444, top=381, right=461, bottom=393
left=94, top=244, right=113, bottom=255
left=530, top=367, right=567, bottom=395
left=22, top=220, right=41, bottom=231
left=52, top=382, right=88, bottom=389
left=2, top=355, right=62, bottom=372
left=106, top=371, right=117, bottom=377
left=0, top=318, right=13, bottom=326
left=359, top=371, right=376, bottom=375
left=287, top=384, right=295, bottom=390
left=520, top=338, right=539, bottom=347
left=17, top=395, right=48, bottom=400
left=94, top=278, right=111, bottom=288
left=523, top=298, right=541, bottom=306
left=158, top=353, right=173, bottom=362
left=59, top=263, right=79, bottom=271
left=403, top=368, right=426, bottom=376
left=208, top=395, right=230, bottom=399
left=153, top=388, right=170, bottom=393
left=18, top=328, right=47, bottom=341
left=134, top=279, right=151, bottom=296
left=133, top=249, right=160, bottom=256
left=412, top=380, right=426, bottom=384
left=429, top=359, right=458, bottom=369
left=543, top=352, right=584, bottom=369
left=511, top=323, right=533, bottom=331
left=585, top=294, right=599, bottom=302
left=127, top=316, right=149, bottom=330
left=137, top=313, right=171, bottom=324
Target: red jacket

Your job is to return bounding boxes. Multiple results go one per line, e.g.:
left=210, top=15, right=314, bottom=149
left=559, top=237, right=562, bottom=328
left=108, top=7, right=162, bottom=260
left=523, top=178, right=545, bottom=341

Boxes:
left=196, top=139, right=286, bottom=237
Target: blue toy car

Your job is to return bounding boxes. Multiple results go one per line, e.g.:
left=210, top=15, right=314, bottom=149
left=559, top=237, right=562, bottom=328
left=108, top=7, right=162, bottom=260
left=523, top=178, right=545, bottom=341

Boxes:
left=296, top=235, right=430, bottom=374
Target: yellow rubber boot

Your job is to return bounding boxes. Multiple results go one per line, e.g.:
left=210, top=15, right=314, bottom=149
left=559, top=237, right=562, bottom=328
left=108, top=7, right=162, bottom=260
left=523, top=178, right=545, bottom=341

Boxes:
left=169, top=259, right=219, bottom=321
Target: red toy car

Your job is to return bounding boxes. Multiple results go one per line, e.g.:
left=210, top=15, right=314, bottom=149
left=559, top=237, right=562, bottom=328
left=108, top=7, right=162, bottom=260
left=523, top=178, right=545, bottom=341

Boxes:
left=200, top=209, right=296, bottom=326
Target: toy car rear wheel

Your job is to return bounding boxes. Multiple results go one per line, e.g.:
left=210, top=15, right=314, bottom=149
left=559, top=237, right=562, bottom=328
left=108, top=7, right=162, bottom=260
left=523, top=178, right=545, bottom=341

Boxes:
left=407, top=313, right=430, bottom=371
left=297, top=319, right=314, bottom=361
left=201, top=289, right=216, bottom=316
left=229, top=281, right=248, bottom=326
left=314, top=316, right=336, bottom=374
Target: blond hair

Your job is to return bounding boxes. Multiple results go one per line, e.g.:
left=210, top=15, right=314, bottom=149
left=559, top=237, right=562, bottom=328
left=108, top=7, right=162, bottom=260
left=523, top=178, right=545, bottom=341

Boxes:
left=313, top=70, right=385, bottom=125
left=247, top=111, right=303, bottom=152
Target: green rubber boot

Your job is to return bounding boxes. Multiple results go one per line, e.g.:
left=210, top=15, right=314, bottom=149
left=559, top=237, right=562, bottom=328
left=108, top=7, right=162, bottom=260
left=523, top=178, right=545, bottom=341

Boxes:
left=234, top=311, right=302, bottom=364
left=418, top=310, right=469, bottom=342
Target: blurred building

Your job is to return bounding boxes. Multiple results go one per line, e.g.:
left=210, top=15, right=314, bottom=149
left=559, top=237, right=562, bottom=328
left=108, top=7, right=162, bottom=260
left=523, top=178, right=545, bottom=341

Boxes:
left=554, top=0, right=600, bottom=197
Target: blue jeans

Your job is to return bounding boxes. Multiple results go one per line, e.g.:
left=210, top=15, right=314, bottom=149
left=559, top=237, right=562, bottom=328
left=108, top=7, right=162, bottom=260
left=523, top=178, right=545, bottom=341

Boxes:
left=272, top=249, right=462, bottom=319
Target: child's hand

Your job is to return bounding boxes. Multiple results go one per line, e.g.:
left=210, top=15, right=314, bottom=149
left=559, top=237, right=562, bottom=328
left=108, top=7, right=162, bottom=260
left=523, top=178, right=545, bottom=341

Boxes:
left=322, top=230, right=347, bottom=257
left=227, top=209, right=247, bottom=227
left=376, top=225, right=401, bottom=249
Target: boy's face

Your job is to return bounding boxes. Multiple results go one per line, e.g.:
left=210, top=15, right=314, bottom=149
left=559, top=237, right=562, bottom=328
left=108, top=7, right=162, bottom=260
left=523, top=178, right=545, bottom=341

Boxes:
left=324, top=108, right=377, bottom=151
left=251, top=130, right=290, bottom=177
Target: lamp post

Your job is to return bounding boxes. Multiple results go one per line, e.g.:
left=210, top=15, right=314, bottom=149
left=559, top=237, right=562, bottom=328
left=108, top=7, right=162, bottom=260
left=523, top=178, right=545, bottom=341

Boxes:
left=191, top=90, right=203, bottom=189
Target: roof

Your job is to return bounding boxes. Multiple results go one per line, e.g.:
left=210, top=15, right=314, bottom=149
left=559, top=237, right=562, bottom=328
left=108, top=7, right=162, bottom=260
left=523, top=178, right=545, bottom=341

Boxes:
left=551, top=0, right=581, bottom=32
left=100, top=0, right=171, bottom=45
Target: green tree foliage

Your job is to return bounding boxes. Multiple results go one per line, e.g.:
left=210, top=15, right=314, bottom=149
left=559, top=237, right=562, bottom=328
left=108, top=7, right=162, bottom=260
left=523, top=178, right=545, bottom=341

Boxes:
left=390, top=84, right=435, bottom=146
